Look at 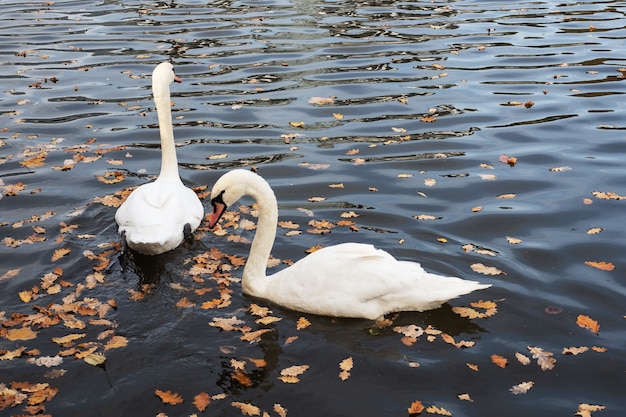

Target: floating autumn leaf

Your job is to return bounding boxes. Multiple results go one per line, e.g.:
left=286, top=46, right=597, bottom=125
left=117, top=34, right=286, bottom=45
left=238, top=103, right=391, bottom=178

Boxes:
left=515, top=352, right=531, bottom=365
left=394, top=324, right=424, bottom=338
left=274, top=403, right=288, bottom=417
left=278, top=365, right=309, bottom=383
left=155, top=389, right=184, bottom=405
left=193, top=392, right=211, bottom=412
left=240, top=328, right=272, bottom=344
left=83, top=352, right=106, bottom=366
left=470, top=263, right=504, bottom=276
left=506, top=236, right=522, bottom=244
left=333, top=113, right=344, bottom=120
left=339, top=357, right=353, bottom=381
left=466, top=363, right=479, bottom=371
left=490, top=354, right=508, bottom=368
left=457, top=393, right=473, bottom=402
left=2, top=182, right=28, bottom=196
left=296, top=316, right=311, bottom=330
left=20, top=151, right=47, bottom=168
left=496, top=193, right=516, bottom=199
left=562, top=346, right=589, bottom=355
left=6, top=326, right=38, bottom=341
left=232, top=401, right=261, bottom=416
left=278, top=221, right=299, bottom=229
left=0, top=346, right=27, bottom=360
left=441, top=333, right=475, bottom=348
left=408, top=400, right=424, bottom=415
left=425, top=405, right=452, bottom=416
left=584, top=261, right=615, bottom=271
left=586, top=227, right=603, bottom=235
left=104, top=335, right=128, bottom=350
left=592, top=191, right=626, bottom=200
left=575, top=403, right=606, bottom=417
left=527, top=346, right=555, bottom=370
left=308, top=96, right=335, bottom=105
left=510, top=381, right=534, bottom=395
left=576, top=314, right=600, bottom=334
left=51, top=248, right=71, bottom=262
left=0, top=268, right=20, bottom=281
left=289, top=121, right=305, bottom=128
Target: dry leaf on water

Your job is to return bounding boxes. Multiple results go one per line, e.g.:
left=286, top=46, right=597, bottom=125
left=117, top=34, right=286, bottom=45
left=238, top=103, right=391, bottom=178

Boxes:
left=528, top=346, right=556, bottom=371
left=296, top=316, right=311, bottom=330
left=491, top=354, right=508, bottom=368
left=232, top=401, right=261, bottom=416
left=51, top=248, right=71, bottom=262
left=155, top=389, right=184, bottom=405
left=426, top=405, right=453, bottom=416
left=339, top=357, right=353, bottom=381
left=510, top=381, right=534, bottom=394
left=470, top=263, right=504, bottom=276
left=278, top=365, right=309, bottom=383
left=194, top=392, right=211, bottom=412
left=575, top=403, right=606, bottom=417
left=576, top=314, right=600, bottom=334
left=408, top=400, right=424, bottom=415
left=6, top=326, right=38, bottom=341
left=584, top=261, right=615, bottom=271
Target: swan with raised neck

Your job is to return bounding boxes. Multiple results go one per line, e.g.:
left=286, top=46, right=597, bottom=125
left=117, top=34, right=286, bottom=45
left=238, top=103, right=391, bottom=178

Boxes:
left=115, top=62, right=203, bottom=255
left=208, top=169, right=491, bottom=320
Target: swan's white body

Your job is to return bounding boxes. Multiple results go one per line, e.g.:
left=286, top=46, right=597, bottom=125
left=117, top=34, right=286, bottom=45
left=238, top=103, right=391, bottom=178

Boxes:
left=208, top=169, right=491, bottom=319
left=115, top=62, right=203, bottom=255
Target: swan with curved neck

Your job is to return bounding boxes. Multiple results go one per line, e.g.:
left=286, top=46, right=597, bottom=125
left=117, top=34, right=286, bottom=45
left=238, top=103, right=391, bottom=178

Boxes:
left=115, top=62, right=203, bottom=255
left=208, top=169, right=491, bottom=319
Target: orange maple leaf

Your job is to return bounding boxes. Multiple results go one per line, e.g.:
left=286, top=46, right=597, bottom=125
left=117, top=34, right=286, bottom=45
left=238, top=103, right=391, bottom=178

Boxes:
left=408, top=400, right=424, bottom=415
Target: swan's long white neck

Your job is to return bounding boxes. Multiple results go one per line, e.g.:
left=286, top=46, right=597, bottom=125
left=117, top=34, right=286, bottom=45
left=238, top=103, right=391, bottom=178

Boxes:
left=153, top=79, right=181, bottom=182
left=241, top=175, right=278, bottom=297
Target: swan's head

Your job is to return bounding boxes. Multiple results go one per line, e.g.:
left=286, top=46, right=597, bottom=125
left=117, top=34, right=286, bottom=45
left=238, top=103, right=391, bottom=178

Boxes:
left=152, top=62, right=182, bottom=88
left=207, top=169, right=274, bottom=229
left=208, top=170, right=254, bottom=229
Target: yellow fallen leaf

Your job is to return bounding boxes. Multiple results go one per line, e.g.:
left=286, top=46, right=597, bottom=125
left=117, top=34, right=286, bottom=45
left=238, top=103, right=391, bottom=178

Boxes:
left=83, top=352, right=106, bottom=366
left=52, top=333, right=87, bottom=345
left=6, top=326, right=38, bottom=341
left=296, top=316, right=311, bottom=330
left=575, top=403, right=606, bottom=417
left=104, top=335, right=128, bottom=350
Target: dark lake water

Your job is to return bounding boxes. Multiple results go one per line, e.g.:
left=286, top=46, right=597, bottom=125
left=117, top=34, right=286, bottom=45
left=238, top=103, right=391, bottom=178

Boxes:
left=1, top=0, right=625, bottom=416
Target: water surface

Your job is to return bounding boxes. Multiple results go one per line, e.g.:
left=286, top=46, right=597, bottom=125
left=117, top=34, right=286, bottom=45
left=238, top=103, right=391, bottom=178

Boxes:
left=1, top=1, right=625, bottom=416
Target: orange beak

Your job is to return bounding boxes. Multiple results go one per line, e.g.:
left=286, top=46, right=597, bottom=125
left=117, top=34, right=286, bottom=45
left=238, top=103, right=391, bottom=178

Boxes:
left=208, top=201, right=226, bottom=229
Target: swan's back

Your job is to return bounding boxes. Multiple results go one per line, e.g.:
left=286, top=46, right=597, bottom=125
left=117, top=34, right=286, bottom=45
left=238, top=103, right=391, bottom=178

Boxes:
left=258, top=243, right=490, bottom=320
left=115, top=179, right=203, bottom=254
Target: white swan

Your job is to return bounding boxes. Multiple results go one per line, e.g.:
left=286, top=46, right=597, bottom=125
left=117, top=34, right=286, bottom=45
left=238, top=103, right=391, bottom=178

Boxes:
left=115, top=62, right=203, bottom=255
left=208, top=169, right=491, bottom=319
